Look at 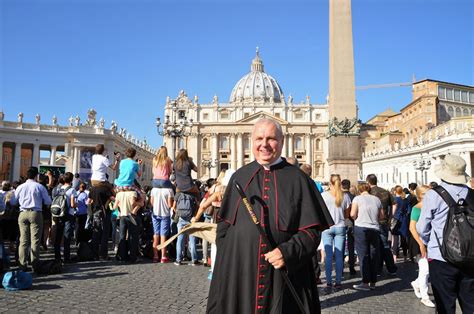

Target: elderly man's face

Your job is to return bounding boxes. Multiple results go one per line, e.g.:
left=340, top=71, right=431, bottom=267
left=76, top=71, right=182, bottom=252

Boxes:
left=252, top=121, right=284, bottom=165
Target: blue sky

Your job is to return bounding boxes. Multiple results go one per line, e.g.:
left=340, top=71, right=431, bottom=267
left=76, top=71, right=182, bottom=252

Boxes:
left=1, top=0, right=472, bottom=148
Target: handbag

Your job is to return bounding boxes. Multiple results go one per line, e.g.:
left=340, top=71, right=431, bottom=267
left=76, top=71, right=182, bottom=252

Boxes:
left=390, top=217, right=402, bottom=235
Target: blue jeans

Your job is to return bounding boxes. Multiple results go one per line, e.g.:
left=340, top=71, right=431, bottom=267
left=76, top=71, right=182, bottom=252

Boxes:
left=354, top=226, right=380, bottom=284
left=152, top=179, right=173, bottom=189
left=322, top=226, right=347, bottom=285
left=176, top=217, right=198, bottom=262
left=54, top=214, right=75, bottom=261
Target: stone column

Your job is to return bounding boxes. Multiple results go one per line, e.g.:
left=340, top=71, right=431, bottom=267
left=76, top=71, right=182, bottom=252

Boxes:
left=249, top=134, right=254, bottom=163
left=288, top=134, right=294, bottom=157
left=32, top=144, right=40, bottom=167
left=72, top=147, right=81, bottom=174
left=306, top=135, right=312, bottom=166
left=237, top=133, right=243, bottom=169
left=13, top=142, right=22, bottom=181
left=230, top=133, right=237, bottom=170
left=50, top=146, right=57, bottom=165
left=281, top=133, right=287, bottom=158
left=189, top=134, right=199, bottom=178
left=211, top=133, right=219, bottom=178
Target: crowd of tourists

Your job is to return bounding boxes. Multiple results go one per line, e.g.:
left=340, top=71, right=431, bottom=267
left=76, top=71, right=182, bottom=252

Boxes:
left=0, top=144, right=230, bottom=277
left=1, top=119, right=473, bottom=314
left=298, top=156, right=474, bottom=313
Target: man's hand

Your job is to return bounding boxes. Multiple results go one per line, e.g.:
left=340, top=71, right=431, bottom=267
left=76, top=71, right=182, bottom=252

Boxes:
left=190, top=217, right=196, bottom=223
left=264, top=248, right=285, bottom=269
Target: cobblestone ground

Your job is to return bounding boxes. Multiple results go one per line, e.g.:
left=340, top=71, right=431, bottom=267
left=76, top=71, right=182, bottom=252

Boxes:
left=0, top=249, right=448, bottom=313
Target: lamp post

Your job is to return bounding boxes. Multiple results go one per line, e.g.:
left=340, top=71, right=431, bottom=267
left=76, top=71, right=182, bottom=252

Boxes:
left=202, top=158, right=218, bottom=177
left=156, top=100, right=193, bottom=161
left=413, top=158, right=431, bottom=184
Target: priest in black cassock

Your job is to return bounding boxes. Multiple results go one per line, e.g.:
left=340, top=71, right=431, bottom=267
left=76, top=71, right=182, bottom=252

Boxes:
left=207, top=118, right=333, bottom=314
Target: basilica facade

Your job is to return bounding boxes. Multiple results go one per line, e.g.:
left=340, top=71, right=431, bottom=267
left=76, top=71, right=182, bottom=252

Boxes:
left=162, top=50, right=331, bottom=180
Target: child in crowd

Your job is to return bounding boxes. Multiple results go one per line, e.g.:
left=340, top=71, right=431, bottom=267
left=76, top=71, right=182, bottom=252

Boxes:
left=114, top=147, right=142, bottom=192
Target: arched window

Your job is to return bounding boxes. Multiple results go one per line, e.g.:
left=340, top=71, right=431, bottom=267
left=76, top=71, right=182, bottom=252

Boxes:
left=316, top=138, right=321, bottom=150
left=455, top=107, right=461, bottom=117
left=314, top=164, right=320, bottom=176
left=463, top=108, right=469, bottom=116
left=447, top=106, right=454, bottom=117
left=295, top=136, right=303, bottom=151
left=471, top=109, right=474, bottom=115
left=203, top=138, right=208, bottom=150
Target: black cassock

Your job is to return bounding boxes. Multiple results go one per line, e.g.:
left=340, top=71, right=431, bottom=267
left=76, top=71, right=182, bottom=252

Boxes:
left=207, top=159, right=333, bottom=314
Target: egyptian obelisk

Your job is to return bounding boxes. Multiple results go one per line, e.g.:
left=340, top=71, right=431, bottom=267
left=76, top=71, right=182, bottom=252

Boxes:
left=327, top=0, right=360, bottom=183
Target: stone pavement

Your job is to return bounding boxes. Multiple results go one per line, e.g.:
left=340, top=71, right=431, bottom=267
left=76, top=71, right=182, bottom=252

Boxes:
left=1, top=251, right=444, bottom=313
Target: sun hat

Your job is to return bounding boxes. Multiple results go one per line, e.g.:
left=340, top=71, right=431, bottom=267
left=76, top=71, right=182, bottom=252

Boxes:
left=434, top=155, right=469, bottom=184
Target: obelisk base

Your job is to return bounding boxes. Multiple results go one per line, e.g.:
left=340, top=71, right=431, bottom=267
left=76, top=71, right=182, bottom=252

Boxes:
left=327, top=135, right=360, bottom=184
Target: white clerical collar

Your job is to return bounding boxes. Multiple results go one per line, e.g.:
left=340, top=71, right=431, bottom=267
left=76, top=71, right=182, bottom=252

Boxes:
left=260, top=157, right=283, bottom=170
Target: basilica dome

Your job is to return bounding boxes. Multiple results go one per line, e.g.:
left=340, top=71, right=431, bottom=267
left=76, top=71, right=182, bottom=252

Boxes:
left=229, top=49, right=285, bottom=104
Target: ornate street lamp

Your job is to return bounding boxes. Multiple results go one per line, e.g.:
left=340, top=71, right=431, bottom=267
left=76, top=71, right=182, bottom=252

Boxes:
left=413, top=158, right=431, bottom=184
left=156, top=100, right=193, bottom=160
left=202, top=158, right=218, bottom=177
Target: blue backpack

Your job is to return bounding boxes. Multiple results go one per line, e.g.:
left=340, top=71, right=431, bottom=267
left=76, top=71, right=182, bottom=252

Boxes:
left=2, top=271, right=33, bottom=291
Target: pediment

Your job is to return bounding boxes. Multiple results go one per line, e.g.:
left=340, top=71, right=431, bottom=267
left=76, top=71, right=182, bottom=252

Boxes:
left=236, top=111, right=288, bottom=125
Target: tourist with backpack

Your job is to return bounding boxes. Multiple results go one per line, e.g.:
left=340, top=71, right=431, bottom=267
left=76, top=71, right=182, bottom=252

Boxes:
left=12, top=167, right=51, bottom=271
left=51, top=172, right=77, bottom=263
left=416, top=155, right=474, bottom=313
left=173, top=191, right=199, bottom=265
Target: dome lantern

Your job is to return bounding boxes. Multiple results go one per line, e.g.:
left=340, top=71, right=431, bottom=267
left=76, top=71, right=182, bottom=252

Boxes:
left=229, top=49, right=284, bottom=104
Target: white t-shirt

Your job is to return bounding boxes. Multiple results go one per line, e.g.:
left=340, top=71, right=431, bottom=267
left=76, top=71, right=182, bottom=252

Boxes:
left=151, top=188, right=174, bottom=217
left=352, top=194, right=382, bottom=230
left=321, top=191, right=351, bottom=228
left=91, top=154, right=111, bottom=181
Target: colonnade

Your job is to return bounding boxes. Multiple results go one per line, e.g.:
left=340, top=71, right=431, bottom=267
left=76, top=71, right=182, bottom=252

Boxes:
left=0, top=141, right=63, bottom=181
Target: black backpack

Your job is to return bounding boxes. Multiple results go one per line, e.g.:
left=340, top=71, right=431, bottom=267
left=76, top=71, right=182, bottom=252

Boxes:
left=433, top=186, right=474, bottom=272
left=51, top=186, right=72, bottom=218
left=175, top=193, right=196, bottom=221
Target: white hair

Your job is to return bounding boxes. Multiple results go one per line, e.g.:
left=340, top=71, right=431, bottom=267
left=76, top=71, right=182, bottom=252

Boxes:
left=254, top=117, right=283, bottom=139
